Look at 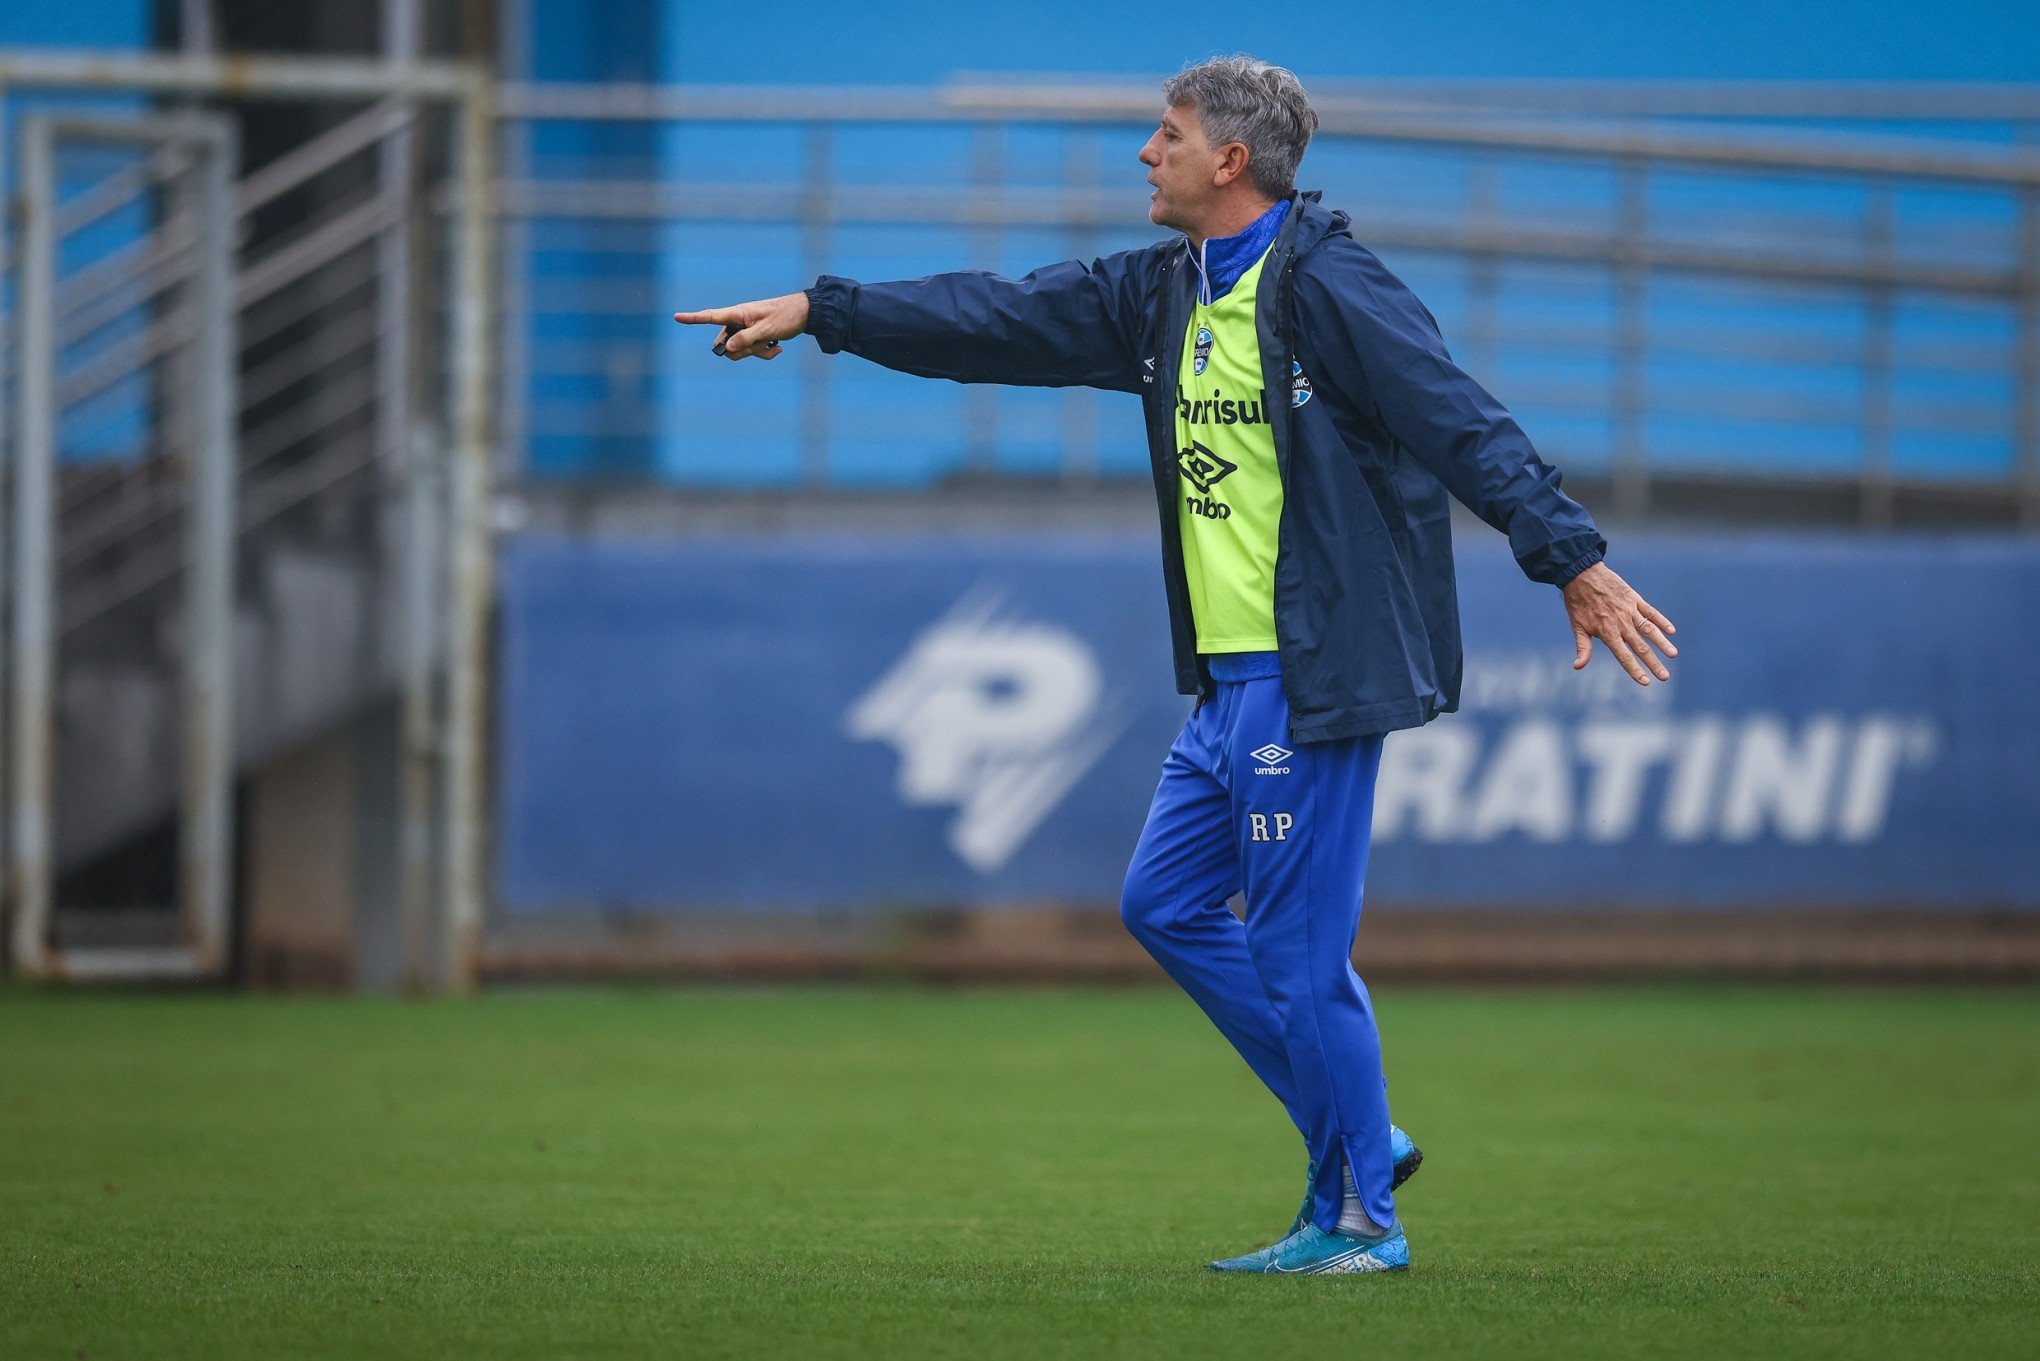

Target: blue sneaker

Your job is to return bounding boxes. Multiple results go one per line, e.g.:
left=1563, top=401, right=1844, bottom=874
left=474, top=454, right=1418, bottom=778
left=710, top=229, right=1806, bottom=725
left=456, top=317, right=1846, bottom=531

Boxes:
left=1210, top=1221, right=1411, bottom=1274
left=1285, top=1125, right=1423, bottom=1235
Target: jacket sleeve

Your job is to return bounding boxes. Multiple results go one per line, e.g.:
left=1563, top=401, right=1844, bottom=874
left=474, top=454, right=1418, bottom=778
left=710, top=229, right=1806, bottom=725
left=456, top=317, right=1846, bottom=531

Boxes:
left=802, top=250, right=1147, bottom=394
left=1293, top=238, right=1607, bottom=587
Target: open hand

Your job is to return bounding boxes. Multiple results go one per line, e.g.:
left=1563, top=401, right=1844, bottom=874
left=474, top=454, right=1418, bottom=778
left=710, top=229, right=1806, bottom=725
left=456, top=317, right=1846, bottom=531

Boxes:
left=671, top=292, right=810, bottom=360
left=1563, top=561, right=1678, bottom=686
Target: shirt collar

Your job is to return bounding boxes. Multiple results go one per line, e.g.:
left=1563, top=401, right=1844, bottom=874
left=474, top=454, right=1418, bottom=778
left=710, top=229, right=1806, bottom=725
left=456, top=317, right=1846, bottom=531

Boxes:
left=1190, top=198, right=1291, bottom=305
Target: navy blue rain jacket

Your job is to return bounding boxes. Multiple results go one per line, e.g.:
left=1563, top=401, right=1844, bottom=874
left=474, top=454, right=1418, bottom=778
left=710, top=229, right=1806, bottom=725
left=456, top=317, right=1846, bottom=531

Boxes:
left=803, top=190, right=1607, bottom=743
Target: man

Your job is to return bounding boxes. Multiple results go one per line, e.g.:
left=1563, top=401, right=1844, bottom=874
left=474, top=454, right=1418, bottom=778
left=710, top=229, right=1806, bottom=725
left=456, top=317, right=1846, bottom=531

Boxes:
left=674, top=55, right=1677, bottom=1275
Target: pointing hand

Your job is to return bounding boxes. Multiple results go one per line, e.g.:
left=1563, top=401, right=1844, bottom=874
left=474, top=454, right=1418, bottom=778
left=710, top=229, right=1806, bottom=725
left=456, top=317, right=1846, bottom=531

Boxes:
left=671, top=292, right=811, bottom=361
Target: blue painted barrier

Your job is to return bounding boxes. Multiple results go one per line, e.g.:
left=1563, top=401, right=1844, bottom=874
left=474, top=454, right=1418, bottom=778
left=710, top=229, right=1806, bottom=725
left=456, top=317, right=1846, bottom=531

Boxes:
left=494, top=532, right=2040, bottom=913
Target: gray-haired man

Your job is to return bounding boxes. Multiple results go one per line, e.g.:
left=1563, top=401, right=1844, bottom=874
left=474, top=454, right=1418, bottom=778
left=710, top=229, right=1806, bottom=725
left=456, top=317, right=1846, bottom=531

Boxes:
left=676, top=55, right=1676, bottom=1274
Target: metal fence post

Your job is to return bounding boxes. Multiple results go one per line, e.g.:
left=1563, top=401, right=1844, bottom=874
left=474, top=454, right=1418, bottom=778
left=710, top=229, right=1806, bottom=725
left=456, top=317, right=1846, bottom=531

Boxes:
left=2019, top=186, right=2040, bottom=530
left=8, top=117, right=57, bottom=978
left=497, top=118, right=530, bottom=484
left=400, top=428, right=441, bottom=993
left=1610, top=158, right=1652, bottom=522
left=180, top=120, right=238, bottom=978
left=374, top=57, right=425, bottom=985
left=439, top=75, right=497, bottom=993
left=1060, top=133, right=1098, bottom=482
left=1861, top=183, right=1897, bottom=527
left=964, top=123, right=1004, bottom=475
left=377, top=0, right=419, bottom=490
left=1464, top=158, right=1501, bottom=381
left=798, top=124, right=834, bottom=487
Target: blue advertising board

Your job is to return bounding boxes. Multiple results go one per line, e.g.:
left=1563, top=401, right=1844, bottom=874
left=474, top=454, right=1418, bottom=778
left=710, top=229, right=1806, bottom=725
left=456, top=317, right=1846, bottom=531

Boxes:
left=495, top=532, right=2040, bottom=913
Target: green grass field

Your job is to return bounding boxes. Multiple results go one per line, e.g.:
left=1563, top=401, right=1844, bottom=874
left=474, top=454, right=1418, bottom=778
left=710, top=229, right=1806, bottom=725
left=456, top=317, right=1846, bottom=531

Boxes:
left=2, top=985, right=2035, bottom=1359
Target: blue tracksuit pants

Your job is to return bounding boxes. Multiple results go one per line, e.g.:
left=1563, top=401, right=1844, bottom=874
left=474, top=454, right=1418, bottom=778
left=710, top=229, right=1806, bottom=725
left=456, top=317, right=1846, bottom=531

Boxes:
left=1118, top=657, right=1395, bottom=1232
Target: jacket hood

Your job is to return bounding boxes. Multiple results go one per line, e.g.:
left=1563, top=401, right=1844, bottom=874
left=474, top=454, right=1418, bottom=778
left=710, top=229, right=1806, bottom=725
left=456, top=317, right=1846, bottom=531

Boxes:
left=1286, top=189, right=1351, bottom=257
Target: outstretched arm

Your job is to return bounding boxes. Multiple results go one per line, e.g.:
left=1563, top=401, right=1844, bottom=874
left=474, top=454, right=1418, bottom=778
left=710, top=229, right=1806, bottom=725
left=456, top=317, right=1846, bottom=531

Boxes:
left=1295, top=239, right=1678, bottom=687
left=674, top=253, right=1150, bottom=393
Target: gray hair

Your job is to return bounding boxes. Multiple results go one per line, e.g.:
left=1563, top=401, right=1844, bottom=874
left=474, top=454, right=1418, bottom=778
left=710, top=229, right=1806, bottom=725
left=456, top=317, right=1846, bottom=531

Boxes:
left=1161, top=55, right=1318, bottom=199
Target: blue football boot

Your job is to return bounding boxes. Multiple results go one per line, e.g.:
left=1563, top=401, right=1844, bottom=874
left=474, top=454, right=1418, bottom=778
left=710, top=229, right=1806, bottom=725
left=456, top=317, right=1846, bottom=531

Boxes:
left=1210, top=1220, right=1411, bottom=1274
left=1285, top=1125, right=1423, bottom=1236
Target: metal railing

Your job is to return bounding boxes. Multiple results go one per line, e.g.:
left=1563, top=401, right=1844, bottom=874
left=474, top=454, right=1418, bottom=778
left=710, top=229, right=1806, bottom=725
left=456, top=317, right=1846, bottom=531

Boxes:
left=0, top=52, right=495, bottom=988
left=497, top=80, right=2040, bottom=524
left=8, top=111, right=238, bottom=981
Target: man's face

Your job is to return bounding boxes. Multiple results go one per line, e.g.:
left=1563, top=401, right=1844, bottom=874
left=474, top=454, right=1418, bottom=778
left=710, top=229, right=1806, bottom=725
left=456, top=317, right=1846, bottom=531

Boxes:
left=1139, top=104, right=1226, bottom=233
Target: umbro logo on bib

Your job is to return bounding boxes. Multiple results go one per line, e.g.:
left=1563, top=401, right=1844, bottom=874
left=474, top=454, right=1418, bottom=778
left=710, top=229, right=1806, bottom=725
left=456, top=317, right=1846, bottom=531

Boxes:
left=1178, top=439, right=1238, bottom=494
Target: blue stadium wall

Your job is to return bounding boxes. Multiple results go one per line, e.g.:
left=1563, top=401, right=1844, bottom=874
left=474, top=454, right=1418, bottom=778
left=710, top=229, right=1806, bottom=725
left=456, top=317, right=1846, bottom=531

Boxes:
left=0, top=1, right=147, bottom=48
left=506, top=0, right=2040, bottom=487
left=35, top=2, right=2032, bottom=489
left=494, top=532, right=2040, bottom=914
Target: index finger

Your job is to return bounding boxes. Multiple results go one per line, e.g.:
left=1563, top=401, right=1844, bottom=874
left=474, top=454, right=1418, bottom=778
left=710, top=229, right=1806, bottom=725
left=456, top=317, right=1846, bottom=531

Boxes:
left=672, top=307, right=740, bottom=325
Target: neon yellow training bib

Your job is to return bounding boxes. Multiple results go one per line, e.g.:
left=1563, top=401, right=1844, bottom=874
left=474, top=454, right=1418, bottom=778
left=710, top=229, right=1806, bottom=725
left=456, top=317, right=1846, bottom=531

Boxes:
left=1175, top=250, right=1282, bottom=653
